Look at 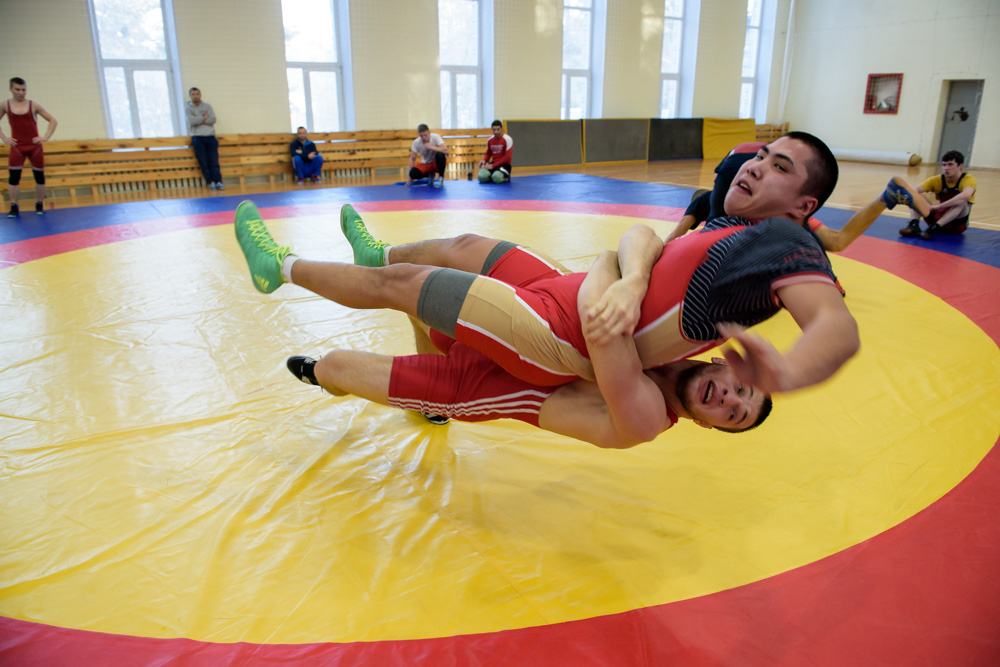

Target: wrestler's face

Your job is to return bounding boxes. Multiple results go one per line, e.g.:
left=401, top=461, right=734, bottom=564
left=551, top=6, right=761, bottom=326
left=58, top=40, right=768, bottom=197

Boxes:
left=492, top=125, right=503, bottom=137
left=419, top=129, right=431, bottom=144
left=724, top=137, right=818, bottom=223
left=297, top=127, right=308, bottom=142
left=677, top=362, right=766, bottom=431
left=10, top=83, right=26, bottom=101
left=941, top=159, right=962, bottom=181
left=189, top=89, right=201, bottom=104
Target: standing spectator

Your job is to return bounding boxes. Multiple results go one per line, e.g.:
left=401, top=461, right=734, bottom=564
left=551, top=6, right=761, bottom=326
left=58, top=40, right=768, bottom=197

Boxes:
left=185, top=87, right=223, bottom=190
left=1, top=77, right=58, bottom=217
left=899, top=150, right=977, bottom=240
left=477, top=120, right=513, bottom=183
left=290, top=126, right=323, bottom=184
left=407, top=123, right=448, bottom=188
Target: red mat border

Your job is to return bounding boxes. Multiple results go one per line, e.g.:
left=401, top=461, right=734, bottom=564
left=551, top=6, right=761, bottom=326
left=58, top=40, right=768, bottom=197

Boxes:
left=2, top=205, right=998, bottom=666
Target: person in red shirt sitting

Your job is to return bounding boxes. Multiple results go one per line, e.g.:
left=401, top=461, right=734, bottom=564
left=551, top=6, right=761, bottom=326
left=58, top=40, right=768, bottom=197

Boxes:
left=477, top=120, right=513, bottom=184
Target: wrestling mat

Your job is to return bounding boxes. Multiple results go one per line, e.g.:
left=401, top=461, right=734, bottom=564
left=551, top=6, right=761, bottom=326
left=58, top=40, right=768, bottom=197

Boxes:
left=1, top=175, right=998, bottom=665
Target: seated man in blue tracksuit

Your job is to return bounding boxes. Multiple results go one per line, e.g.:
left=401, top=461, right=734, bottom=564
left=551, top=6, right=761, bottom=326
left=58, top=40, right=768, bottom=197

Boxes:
left=290, top=126, right=324, bottom=183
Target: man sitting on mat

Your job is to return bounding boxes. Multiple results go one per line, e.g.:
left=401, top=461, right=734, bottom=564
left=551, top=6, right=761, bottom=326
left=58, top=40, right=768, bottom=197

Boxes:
left=898, top=150, right=976, bottom=241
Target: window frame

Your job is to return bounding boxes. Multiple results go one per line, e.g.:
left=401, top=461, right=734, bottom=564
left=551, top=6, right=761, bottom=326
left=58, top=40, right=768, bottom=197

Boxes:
left=282, top=0, right=348, bottom=133
left=438, top=0, right=483, bottom=130
left=561, top=0, right=595, bottom=120
left=659, top=1, right=684, bottom=119
left=739, top=0, right=764, bottom=120
left=87, top=0, right=183, bottom=139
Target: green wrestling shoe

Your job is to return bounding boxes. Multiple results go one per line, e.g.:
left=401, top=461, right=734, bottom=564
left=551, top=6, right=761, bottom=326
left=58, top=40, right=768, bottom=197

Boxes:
left=234, top=200, right=291, bottom=294
left=340, top=204, right=389, bottom=267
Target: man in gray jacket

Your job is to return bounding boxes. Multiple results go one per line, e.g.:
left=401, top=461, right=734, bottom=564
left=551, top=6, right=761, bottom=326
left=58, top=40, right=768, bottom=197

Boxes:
left=186, top=87, right=223, bottom=190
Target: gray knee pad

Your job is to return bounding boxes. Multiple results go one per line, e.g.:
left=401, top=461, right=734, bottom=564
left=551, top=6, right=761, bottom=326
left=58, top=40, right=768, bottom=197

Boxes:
left=416, top=268, right=478, bottom=338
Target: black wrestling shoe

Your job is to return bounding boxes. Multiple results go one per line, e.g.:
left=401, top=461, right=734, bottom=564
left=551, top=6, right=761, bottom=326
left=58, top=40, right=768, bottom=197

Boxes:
left=36, top=201, right=45, bottom=215
left=286, top=355, right=320, bottom=386
left=7, top=204, right=18, bottom=218
left=898, top=220, right=921, bottom=237
left=422, top=412, right=451, bottom=425
left=920, top=223, right=941, bottom=241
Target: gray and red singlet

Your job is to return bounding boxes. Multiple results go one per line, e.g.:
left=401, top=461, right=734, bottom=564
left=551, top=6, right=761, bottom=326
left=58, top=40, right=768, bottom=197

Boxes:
left=452, top=217, right=841, bottom=386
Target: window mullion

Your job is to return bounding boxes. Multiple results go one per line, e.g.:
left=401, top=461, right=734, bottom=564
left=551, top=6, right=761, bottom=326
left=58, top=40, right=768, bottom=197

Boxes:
left=451, top=70, right=458, bottom=128
left=302, top=68, right=314, bottom=132
left=124, top=65, right=143, bottom=138
left=88, top=0, right=180, bottom=138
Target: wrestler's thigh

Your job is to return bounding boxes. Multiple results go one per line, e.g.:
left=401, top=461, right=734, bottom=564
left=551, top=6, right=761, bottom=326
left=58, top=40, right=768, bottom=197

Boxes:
left=484, top=245, right=570, bottom=286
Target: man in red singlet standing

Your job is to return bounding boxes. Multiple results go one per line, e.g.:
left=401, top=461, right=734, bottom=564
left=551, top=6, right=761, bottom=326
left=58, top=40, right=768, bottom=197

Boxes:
left=0, top=77, right=58, bottom=218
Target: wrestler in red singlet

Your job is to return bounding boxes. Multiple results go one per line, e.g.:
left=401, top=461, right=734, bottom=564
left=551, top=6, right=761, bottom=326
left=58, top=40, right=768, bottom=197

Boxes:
left=3, top=78, right=57, bottom=217
left=6, top=100, right=44, bottom=172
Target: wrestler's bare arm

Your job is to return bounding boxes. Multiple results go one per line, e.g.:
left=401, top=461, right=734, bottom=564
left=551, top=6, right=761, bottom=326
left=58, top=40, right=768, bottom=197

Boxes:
left=33, top=102, right=58, bottom=142
left=935, top=186, right=975, bottom=212
left=0, top=105, right=11, bottom=146
left=663, top=214, right=699, bottom=244
left=537, top=380, right=658, bottom=448
left=405, top=150, right=418, bottom=185
left=573, top=251, right=672, bottom=447
left=719, top=281, right=859, bottom=393
left=582, top=224, right=663, bottom=345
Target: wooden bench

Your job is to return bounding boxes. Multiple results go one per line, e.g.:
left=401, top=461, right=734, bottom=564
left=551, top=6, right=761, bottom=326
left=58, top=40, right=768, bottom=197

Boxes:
left=756, top=122, right=789, bottom=142
left=0, top=128, right=494, bottom=204
left=1, top=123, right=786, bottom=205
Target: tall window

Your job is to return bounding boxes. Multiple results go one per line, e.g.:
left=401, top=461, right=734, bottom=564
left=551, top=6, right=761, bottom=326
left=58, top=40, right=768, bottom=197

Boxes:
left=660, top=0, right=684, bottom=118
left=88, top=0, right=181, bottom=138
left=739, top=0, right=763, bottom=119
left=439, top=0, right=481, bottom=129
left=561, top=0, right=593, bottom=120
left=281, top=0, right=345, bottom=132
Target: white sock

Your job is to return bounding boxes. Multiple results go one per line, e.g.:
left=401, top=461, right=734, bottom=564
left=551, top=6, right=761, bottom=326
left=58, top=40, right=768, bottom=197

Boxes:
left=383, top=246, right=392, bottom=266
left=281, top=254, right=299, bottom=284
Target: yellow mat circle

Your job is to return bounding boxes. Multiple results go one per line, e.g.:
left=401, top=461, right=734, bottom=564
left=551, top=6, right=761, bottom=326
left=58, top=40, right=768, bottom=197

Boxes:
left=1, top=210, right=997, bottom=643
